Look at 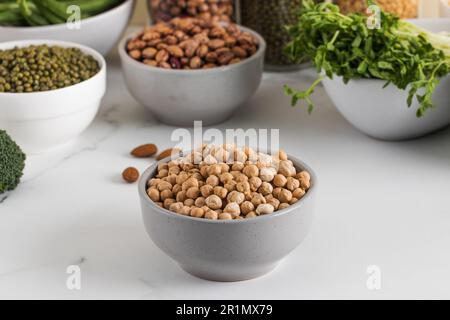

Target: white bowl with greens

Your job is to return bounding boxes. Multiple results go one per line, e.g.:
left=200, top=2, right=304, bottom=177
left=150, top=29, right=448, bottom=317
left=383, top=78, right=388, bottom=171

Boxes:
left=322, top=19, right=450, bottom=140
left=285, top=2, right=450, bottom=140
left=0, top=40, right=106, bottom=154
left=0, top=0, right=134, bottom=56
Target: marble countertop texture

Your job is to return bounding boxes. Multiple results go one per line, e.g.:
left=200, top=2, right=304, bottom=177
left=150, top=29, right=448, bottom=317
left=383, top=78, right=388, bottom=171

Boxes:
left=1, top=49, right=449, bottom=300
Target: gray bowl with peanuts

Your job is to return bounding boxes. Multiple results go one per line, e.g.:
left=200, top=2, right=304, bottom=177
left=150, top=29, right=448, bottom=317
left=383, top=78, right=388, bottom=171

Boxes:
left=119, top=18, right=266, bottom=126
left=138, top=146, right=317, bottom=282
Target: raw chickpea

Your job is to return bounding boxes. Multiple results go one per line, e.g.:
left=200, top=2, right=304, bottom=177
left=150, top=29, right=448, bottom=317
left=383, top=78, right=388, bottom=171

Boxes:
left=227, top=191, right=245, bottom=204
left=172, top=184, right=182, bottom=194
left=245, top=211, right=257, bottom=219
left=258, top=182, right=273, bottom=196
left=297, top=171, right=311, bottom=182
left=205, top=210, right=218, bottom=220
left=214, top=186, right=228, bottom=199
left=157, top=169, right=168, bottom=178
left=208, top=164, right=222, bottom=176
left=278, top=203, right=290, bottom=210
left=186, top=186, right=200, bottom=199
left=169, top=202, right=184, bottom=213
left=223, top=202, right=241, bottom=217
left=251, top=193, right=266, bottom=207
left=176, top=190, right=187, bottom=202
left=148, top=178, right=161, bottom=188
left=203, top=154, right=218, bottom=165
left=286, top=177, right=300, bottom=191
left=155, top=202, right=164, bottom=208
left=290, top=197, right=299, bottom=205
left=235, top=173, right=248, bottom=183
left=205, top=195, right=222, bottom=210
left=147, top=187, right=160, bottom=202
left=259, top=167, right=276, bottom=182
left=240, top=201, right=254, bottom=215
left=236, top=181, right=251, bottom=193
left=182, top=177, right=199, bottom=191
left=273, top=174, right=287, bottom=188
left=206, top=175, right=219, bottom=187
left=157, top=181, right=172, bottom=191
left=300, top=178, right=311, bottom=190
left=158, top=163, right=168, bottom=171
left=219, top=172, right=234, bottom=184
left=164, top=198, right=176, bottom=209
left=195, top=197, right=206, bottom=207
left=249, top=176, right=262, bottom=192
left=179, top=206, right=191, bottom=216
left=277, top=149, right=288, bottom=161
left=231, top=162, right=244, bottom=171
left=293, top=188, right=306, bottom=199
left=278, top=189, right=293, bottom=203
left=273, top=187, right=282, bottom=199
left=243, top=164, right=259, bottom=178
left=184, top=198, right=195, bottom=206
left=200, top=165, right=209, bottom=178
left=166, top=174, right=177, bottom=186
left=160, top=189, right=173, bottom=201
left=176, top=172, right=189, bottom=185
left=278, top=160, right=295, bottom=177
left=234, top=216, right=244, bottom=220
left=256, top=203, right=274, bottom=215
left=190, top=207, right=205, bottom=218
left=224, top=181, right=237, bottom=192
left=200, top=184, right=214, bottom=197
left=234, top=150, right=247, bottom=163
left=191, top=172, right=203, bottom=181
left=219, top=212, right=233, bottom=220
left=168, top=166, right=180, bottom=175
left=220, top=163, right=230, bottom=173
left=267, top=197, right=280, bottom=210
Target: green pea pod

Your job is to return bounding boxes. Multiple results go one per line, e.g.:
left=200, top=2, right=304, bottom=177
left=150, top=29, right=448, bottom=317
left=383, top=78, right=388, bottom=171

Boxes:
left=34, top=1, right=66, bottom=24
left=0, top=8, right=26, bottom=26
left=40, top=0, right=75, bottom=20
left=0, top=1, right=19, bottom=12
left=58, top=0, right=122, bottom=16
left=18, top=0, right=50, bottom=26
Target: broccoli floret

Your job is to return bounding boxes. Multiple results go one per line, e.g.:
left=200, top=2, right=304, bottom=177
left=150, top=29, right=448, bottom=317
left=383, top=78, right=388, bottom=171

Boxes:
left=0, top=130, right=26, bottom=194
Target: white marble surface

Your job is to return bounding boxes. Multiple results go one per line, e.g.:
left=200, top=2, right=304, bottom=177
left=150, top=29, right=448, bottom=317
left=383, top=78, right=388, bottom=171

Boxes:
left=1, top=50, right=449, bottom=300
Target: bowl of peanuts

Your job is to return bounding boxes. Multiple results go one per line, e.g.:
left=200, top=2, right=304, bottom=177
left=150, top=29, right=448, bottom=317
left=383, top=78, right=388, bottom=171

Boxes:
left=119, top=17, right=265, bottom=126
left=138, top=145, right=316, bottom=282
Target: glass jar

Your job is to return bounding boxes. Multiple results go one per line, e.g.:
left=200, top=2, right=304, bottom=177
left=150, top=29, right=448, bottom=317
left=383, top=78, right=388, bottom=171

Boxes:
left=148, top=0, right=236, bottom=23
left=333, top=0, right=419, bottom=19
left=238, top=0, right=310, bottom=71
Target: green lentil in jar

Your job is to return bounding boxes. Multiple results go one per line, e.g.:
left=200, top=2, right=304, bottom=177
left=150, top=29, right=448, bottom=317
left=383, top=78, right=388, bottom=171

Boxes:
left=239, top=0, right=305, bottom=69
left=0, top=45, right=100, bottom=93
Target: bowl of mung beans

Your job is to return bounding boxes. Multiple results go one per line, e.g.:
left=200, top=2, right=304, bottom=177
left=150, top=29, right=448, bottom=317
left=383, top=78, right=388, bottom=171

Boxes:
left=138, top=144, right=317, bottom=282
left=0, top=40, right=106, bottom=154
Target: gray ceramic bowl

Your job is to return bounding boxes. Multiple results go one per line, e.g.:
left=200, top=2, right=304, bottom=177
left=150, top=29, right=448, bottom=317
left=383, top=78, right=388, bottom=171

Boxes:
left=119, top=26, right=266, bottom=126
left=138, top=155, right=317, bottom=282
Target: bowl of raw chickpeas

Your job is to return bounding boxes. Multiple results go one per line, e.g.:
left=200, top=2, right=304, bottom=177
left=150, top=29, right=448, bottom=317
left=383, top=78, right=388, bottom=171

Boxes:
left=138, top=144, right=317, bottom=282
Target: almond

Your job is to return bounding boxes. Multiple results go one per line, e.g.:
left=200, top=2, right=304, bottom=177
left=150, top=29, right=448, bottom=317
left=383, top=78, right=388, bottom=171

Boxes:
left=131, top=144, right=158, bottom=158
left=122, top=167, right=139, bottom=183
left=157, top=148, right=182, bottom=161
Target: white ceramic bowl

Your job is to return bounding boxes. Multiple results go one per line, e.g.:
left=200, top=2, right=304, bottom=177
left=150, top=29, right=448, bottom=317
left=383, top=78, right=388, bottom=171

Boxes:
left=138, top=154, right=316, bottom=282
left=440, top=0, right=450, bottom=18
left=0, top=40, right=106, bottom=154
left=119, top=27, right=265, bottom=126
left=0, top=0, right=135, bottom=56
left=322, top=19, right=450, bottom=141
